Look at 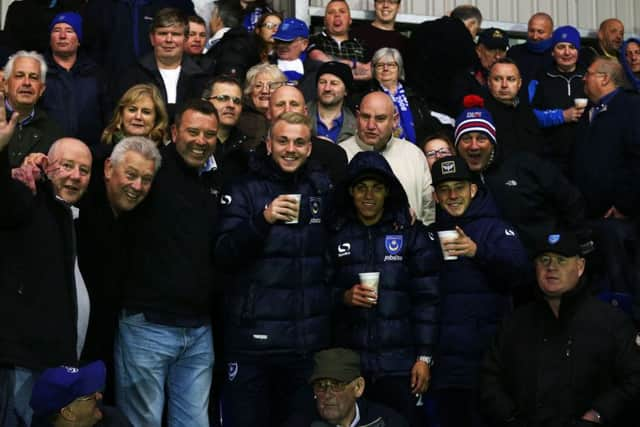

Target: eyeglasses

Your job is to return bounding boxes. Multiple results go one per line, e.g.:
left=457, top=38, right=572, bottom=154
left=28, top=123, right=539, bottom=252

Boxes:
left=584, top=70, right=606, bottom=78
left=76, top=392, right=99, bottom=402
left=253, top=80, right=298, bottom=92
left=207, top=94, right=242, bottom=105
left=312, top=379, right=350, bottom=394
left=374, top=62, right=398, bottom=70
left=536, top=254, right=572, bottom=267
left=425, top=148, right=452, bottom=158
left=261, top=22, right=280, bottom=30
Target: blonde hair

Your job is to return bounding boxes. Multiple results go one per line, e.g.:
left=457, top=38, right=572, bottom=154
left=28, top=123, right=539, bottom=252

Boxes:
left=101, top=84, right=169, bottom=145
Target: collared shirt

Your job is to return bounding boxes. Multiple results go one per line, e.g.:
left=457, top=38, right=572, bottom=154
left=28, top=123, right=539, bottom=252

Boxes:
left=203, top=27, right=231, bottom=53
left=589, top=88, right=620, bottom=122
left=5, top=99, right=35, bottom=127
left=316, top=109, right=344, bottom=143
left=308, top=31, right=367, bottom=62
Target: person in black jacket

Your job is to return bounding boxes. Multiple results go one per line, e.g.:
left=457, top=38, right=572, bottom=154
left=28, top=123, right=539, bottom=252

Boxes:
left=282, top=348, right=409, bottom=427
left=41, top=12, right=109, bottom=146
left=329, top=150, right=440, bottom=426
left=428, top=156, right=528, bottom=427
left=215, top=112, right=333, bottom=427
left=0, top=122, right=93, bottom=426
left=480, top=230, right=640, bottom=427
left=114, top=100, right=219, bottom=426
left=113, top=8, right=207, bottom=123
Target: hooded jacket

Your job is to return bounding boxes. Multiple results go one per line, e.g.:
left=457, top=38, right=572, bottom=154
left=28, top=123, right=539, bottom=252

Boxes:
left=620, top=38, right=640, bottom=92
left=429, top=186, right=529, bottom=389
left=329, top=151, right=440, bottom=377
left=215, top=154, right=334, bottom=359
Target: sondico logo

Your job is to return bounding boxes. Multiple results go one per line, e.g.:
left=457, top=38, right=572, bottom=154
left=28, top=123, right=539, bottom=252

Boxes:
left=337, top=242, right=351, bottom=257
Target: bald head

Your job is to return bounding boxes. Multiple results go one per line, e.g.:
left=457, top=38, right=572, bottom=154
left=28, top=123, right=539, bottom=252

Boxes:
left=528, top=13, right=553, bottom=42
left=356, top=91, right=398, bottom=150
left=47, top=138, right=92, bottom=204
left=598, top=18, right=624, bottom=54
left=267, top=85, right=307, bottom=121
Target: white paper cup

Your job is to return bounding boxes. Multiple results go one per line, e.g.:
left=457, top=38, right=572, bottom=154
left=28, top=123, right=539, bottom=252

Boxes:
left=438, top=230, right=459, bottom=260
left=359, top=272, right=380, bottom=300
left=284, top=194, right=301, bottom=224
left=574, top=98, right=588, bottom=109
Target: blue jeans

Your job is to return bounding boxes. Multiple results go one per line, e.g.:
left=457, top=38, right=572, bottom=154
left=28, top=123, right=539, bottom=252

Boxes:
left=0, top=367, right=39, bottom=427
left=114, top=312, right=214, bottom=427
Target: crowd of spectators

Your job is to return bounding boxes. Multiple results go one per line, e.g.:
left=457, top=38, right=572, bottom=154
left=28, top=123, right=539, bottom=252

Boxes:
left=0, top=0, right=639, bottom=426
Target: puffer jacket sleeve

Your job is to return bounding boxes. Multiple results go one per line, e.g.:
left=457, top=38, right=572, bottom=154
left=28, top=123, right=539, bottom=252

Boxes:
left=472, top=220, right=530, bottom=293
left=214, top=180, right=270, bottom=270
left=406, top=224, right=441, bottom=356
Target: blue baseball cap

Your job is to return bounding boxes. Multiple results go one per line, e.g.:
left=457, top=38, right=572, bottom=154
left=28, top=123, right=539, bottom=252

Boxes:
left=30, top=361, right=106, bottom=417
left=273, top=18, right=309, bottom=42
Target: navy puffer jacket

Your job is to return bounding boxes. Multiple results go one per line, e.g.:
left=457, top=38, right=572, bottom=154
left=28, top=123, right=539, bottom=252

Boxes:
left=215, top=154, right=334, bottom=359
left=329, top=151, right=441, bottom=377
left=429, top=186, right=529, bottom=389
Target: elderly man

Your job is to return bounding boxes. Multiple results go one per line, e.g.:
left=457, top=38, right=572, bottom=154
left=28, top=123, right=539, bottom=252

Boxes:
left=308, top=61, right=356, bottom=144
left=216, top=112, right=333, bottom=427
left=352, top=0, right=408, bottom=60
left=3, top=50, right=63, bottom=167
left=115, top=8, right=207, bottom=121
left=115, top=100, right=219, bottom=426
left=455, top=95, right=584, bottom=254
left=29, top=361, right=131, bottom=427
left=283, top=348, right=409, bottom=427
left=307, top=0, right=371, bottom=80
left=484, top=58, right=544, bottom=158
left=481, top=231, right=640, bottom=427
left=580, top=18, right=624, bottom=66
left=41, top=12, right=108, bottom=146
left=507, top=12, right=554, bottom=85
left=572, top=56, right=640, bottom=326
left=429, top=155, right=528, bottom=427
left=339, top=91, right=434, bottom=224
left=0, top=103, right=92, bottom=426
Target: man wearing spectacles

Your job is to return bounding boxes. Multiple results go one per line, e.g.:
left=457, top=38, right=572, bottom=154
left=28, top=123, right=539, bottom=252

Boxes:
left=352, top=0, right=408, bottom=61
left=572, top=55, right=640, bottom=327
left=203, top=75, right=250, bottom=185
left=30, top=361, right=131, bottom=427
left=481, top=231, right=640, bottom=427
left=283, top=348, right=408, bottom=427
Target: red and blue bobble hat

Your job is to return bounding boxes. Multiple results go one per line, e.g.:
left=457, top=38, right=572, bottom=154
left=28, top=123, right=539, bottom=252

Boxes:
left=454, top=95, right=497, bottom=146
left=30, top=360, right=106, bottom=417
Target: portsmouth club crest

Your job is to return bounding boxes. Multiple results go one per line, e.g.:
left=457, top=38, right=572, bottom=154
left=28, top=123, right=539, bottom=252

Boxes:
left=309, top=196, right=322, bottom=224
left=228, top=362, right=238, bottom=382
left=384, top=235, right=403, bottom=261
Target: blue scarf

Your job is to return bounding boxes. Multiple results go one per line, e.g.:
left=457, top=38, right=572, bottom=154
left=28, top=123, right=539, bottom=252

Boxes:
left=526, top=37, right=554, bottom=54
left=381, top=82, right=416, bottom=143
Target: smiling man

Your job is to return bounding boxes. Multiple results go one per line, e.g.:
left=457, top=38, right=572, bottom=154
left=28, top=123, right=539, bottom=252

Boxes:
left=352, top=0, right=408, bottom=60
left=114, top=8, right=207, bottom=122
left=3, top=50, right=63, bottom=167
left=481, top=230, right=640, bottom=427
left=114, top=99, right=219, bottom=426
left=216, top=111, right=334, bottom=426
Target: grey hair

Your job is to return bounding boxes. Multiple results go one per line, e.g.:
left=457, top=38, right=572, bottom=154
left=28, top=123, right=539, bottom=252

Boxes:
left=371, top=47, right=405, bottom=81
left=593, top=56, right=627, bottom=88
left=4, top=50, right=47, bottom=83
left=244, top=63, right=286, bottom=96
left=110, top=136, right=162, bottom=173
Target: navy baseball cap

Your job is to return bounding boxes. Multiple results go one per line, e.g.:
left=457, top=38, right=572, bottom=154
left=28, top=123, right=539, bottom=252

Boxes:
left=534, top=231, right=582, bottom=258
left=478, top=27, right=509, bottom=50
left=30, top=360, right=106, bottom=417
left=273, top=18, right=309, bottom=42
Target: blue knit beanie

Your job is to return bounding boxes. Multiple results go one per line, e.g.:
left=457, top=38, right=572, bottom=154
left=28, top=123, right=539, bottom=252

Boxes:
left=50, top=12, right=83, bottom=42
left=552, top=25, right=580, bottom=50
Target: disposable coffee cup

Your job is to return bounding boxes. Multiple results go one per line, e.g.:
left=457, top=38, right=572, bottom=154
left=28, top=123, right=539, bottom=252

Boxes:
left=438, top=230, right=459, bottom=260
left=574, top=98, right=588, bottom=109
left=359, top=272, right=380, bottom=301
left=284, top=194, right=301, bottom=224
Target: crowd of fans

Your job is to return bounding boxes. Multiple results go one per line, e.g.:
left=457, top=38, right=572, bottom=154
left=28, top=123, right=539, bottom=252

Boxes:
left=0, top=0, right=639, bottom=426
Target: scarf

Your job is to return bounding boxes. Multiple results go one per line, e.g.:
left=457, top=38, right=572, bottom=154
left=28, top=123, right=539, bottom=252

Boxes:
left=381, top=82, right=416, bottom=143
left=526, top=37, right=554, bottom=54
